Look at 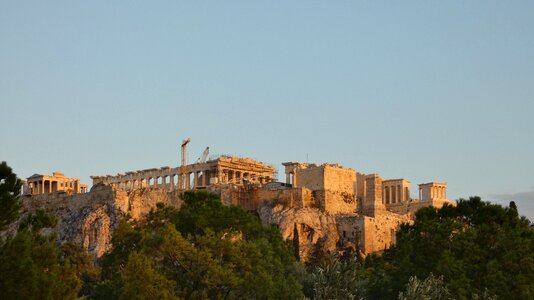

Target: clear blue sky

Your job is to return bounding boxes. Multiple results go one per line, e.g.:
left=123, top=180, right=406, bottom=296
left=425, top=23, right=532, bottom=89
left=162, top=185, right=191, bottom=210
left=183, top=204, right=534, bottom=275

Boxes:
left=1, top=1, right=533, bottom=219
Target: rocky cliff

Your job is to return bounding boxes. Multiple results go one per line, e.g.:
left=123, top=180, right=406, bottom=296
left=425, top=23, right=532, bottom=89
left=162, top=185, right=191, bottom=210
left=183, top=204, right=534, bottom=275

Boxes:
left=5, top=186, right=386, bottom=261
left=6, top=185, right=183, bottom=257
left=258, top=203, right=341, bottom=261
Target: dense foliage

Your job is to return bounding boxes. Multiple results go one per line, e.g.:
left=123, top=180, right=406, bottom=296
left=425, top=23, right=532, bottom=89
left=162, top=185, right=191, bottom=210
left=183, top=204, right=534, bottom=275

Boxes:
left=93, top=191, right=303, bottom=299
left=0, top=161, right=22, bottom=230
left=364, top=196, right=534, bottom=299
left=0, top=162, right=95, bottom=299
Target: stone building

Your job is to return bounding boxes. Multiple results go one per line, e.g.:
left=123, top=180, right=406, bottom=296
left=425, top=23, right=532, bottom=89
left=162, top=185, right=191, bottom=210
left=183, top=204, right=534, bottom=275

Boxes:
left=91, top=156, right=276, bottom=192
left=282, top=162, right=358, bottom=214
left=26, top=171, right=88, bottom=195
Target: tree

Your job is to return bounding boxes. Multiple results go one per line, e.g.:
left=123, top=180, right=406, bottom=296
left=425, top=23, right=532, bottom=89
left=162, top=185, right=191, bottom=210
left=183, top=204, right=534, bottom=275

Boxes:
left=305, top=253, right=367, bottom=300
left=294, top=222, right=301, bottom=261
left=119, top=252, right=178, bottom=300
left=366, top=197, right=534, bottom=299
left=0, top=210, right=82, bottom=299
left=0, top=161, right=22, bottom=230
left=398, top=273, right=450, bottom=300
left=95, top=191, right=304, bottom=299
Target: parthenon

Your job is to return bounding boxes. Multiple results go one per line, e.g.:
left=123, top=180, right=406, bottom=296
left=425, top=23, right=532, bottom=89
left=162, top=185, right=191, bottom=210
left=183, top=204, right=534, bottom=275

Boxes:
left=91, top=156, right=276, bottom=191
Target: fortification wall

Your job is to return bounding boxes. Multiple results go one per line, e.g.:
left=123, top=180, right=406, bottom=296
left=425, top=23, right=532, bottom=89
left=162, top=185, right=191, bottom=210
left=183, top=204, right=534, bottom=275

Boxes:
left=361, top=212, right=411, bottom=255
left=336, top=214, right=363, bottom=253
left=387, top=199, right=456, bottom=218
left=322, top=166, right=357, bottom=214
left=212, top=184, right=314, bottom=211
left=296, top=166, right=324, bottom=190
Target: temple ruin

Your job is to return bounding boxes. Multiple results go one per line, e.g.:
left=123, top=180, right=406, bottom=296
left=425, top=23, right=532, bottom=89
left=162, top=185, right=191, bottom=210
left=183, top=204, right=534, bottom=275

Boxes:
left=26, top=171, right=88, bottom=195
left=90, top=156, right=276, bottom=191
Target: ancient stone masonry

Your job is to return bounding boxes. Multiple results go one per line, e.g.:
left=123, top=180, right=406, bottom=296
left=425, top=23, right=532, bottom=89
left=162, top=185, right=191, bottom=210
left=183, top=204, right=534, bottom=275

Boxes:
left=91, top=156, right=276, bottom=192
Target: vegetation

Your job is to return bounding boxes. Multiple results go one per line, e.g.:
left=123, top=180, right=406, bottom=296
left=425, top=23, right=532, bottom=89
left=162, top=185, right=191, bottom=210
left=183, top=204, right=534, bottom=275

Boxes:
left=0, top=161, right=22, bottom=230
left=0, top=161, right=95, bottom=299
left=1, top=161, right=534, bottom=299
left=363, top=197, right=534, bottom=299
left=93, top=191, right=303, bottom=299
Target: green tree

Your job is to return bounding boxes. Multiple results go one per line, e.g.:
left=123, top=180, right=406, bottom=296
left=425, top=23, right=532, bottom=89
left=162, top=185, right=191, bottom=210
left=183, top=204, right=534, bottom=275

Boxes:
left=305, top=253, right=367, bottom=300
left=0, top=161, right=22, bottom=230
left=95, top=191, right=303, bottom=299
left=293, top=222, right=300, bottom=261
left=398, top=273, right=450, bottom=300
left=120, top=252, right=178, bottom=300
left=0, top=162, right=92, bottom=299
left=0, top=210, right=82, bottom=299
left=366, top=197, right=534, bottom=299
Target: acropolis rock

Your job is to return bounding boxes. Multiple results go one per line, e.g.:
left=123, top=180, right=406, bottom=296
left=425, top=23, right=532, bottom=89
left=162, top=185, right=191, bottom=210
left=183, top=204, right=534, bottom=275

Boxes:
left=12, top=153, right=455, bottom=260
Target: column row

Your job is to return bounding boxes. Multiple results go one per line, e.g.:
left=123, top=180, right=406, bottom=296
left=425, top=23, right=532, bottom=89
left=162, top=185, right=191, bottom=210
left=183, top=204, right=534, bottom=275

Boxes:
left=28, top=179, right=82, bottom=195
left=383, top=185, right=405, bottom=204
left=219, top=169, right=271, bottom=185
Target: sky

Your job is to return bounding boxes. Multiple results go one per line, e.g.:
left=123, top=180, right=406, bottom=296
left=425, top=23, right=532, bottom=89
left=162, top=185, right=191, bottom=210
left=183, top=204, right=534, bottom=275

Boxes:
left=1, top=1, right=533, bottom=219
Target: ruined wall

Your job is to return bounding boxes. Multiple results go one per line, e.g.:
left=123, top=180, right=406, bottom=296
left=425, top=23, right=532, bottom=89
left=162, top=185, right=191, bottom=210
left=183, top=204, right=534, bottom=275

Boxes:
left=386, top=199, right=456, bottom=218
left=385, top=202, right=413, bottom=218
left=212, top=184, right=314, bottom=211
left=335, top=214, right=363, bottom=254
left=296, top=166, right=324, bottom=190
left=323, top=166, right=357, bottom=214
left=362, top=174, right=386, bottom=217
left=294, top=165, right=358, bottom=214
left=361, top=212, right=411, bottom=255
left=356, top=172, right=367, bottom=205
left=323, top=166, right=356, bottom=191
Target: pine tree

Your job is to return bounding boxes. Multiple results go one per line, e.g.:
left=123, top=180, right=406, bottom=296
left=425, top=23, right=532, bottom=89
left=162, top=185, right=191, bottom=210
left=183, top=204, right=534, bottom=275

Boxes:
left=0, top=161, right=22, bottom=230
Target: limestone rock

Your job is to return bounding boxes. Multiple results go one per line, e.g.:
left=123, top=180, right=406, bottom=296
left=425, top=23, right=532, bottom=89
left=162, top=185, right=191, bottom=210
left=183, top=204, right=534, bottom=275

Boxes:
left=5, top=185, right=183, bottom=258
left=258, top=204, right=340, bottom=261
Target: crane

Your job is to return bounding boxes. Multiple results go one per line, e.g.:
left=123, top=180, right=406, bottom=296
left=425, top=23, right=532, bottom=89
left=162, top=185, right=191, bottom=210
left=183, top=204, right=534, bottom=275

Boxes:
left=199, top=147, right=209, bottom=164
left=179, top=137, right=191, bottom=190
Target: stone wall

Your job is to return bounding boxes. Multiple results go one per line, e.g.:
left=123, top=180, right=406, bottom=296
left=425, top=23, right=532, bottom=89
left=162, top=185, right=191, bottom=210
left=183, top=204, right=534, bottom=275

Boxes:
left=362, top=174, right=386, bottom=217
left=292, top=164, right=358, bottom=214
left=323, top=166, right=357, bottom=214
left=386, top=199, right=456, bottom=219
left=360, top=212, right=411, bottom=255
left=211, top=184, right=315, bottom=211
left=296, top=166, right=324, bottom=190
left=336, top=214, right=363, bottom=253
